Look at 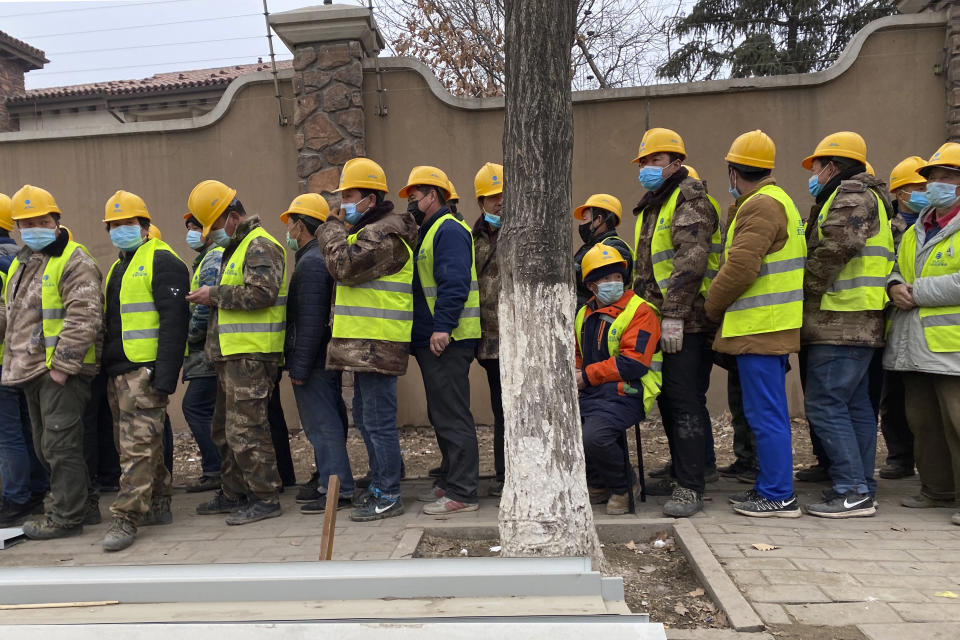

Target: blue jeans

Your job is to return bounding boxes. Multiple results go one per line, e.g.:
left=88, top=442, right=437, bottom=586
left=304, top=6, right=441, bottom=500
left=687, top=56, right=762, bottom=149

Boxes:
left=182, top=376, right=222, bottom=475
left=352, top=372, right=402, bottom=498
left=804, top=345, right=877, bottom=495
left=737, top=354, right=793, bottom=501
left=293, top=369, right=354, bottom=498
left=0, top=378, right=48, bottom=503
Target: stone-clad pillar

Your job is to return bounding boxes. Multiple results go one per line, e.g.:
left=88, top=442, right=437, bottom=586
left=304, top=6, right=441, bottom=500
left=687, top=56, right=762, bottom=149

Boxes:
left=945, top=2, right=960, bottom=141
left=269, top=4, right=384, bottom=195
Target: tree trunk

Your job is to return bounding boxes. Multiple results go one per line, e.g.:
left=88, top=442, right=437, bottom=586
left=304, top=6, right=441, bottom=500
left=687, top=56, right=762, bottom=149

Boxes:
left=497, top=0, right=604, bottom=570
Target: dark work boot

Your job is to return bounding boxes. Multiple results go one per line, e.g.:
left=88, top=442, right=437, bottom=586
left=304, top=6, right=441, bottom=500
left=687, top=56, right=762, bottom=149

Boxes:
left=196, top=490, right=248, bottom=515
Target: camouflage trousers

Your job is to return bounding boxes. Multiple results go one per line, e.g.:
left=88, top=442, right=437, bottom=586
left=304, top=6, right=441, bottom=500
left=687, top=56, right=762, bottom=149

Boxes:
left=212, top=359, right=281, bottom=503
left=107, top=367, right=172, bottom=524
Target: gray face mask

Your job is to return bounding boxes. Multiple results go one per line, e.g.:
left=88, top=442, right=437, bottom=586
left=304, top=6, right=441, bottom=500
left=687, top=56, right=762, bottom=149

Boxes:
left=596, top=281, right=624, bottom=305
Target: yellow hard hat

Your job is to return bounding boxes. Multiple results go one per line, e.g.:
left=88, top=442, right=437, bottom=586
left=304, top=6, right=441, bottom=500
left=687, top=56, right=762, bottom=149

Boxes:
left=104, top=190, right=150, bottom=223
left=682, top=165, right=700, bottom=180
left=398, top=165, right=451, bottom=199
left=574, top=193, right=623, bottom=222
left=802, top=131, right=867, bottom=170
left=280, top=193, right=329, bottom=224
left=0, top=194, right=11, bottom=231
left=919, top=142, right=960, bottom=177
left=187, top=179, right=237, bottom=236
left=581, top=243, right=627, bottom=283
left=148, top=224, right=162, bottom=240
left=889, top=156, right=927, bottom=191
left=334, top=157, right=388, bottom=193
left=725, top=130, right=776, bottom=170
left=633, top=127, right=685, bottom=163
left=474, top=162, right=503, bottom=198
left=446, top=179, right=459, bottom=202
left=61, top=225, right=74, bottom=241
left=12, top=185, right=61, bottom=221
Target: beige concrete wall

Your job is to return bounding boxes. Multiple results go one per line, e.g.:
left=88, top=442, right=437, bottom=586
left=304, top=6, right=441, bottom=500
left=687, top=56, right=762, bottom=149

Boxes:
left=0, top=15, right=946, bottom=430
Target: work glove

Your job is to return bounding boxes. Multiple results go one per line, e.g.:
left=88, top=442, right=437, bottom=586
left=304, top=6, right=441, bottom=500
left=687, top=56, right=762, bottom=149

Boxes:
left=660, top=317, right=684, bottom=354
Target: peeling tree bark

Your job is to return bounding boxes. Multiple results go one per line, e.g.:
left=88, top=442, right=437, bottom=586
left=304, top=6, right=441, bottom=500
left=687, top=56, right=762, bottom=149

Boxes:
left=497, top=0, right=604, bottom=570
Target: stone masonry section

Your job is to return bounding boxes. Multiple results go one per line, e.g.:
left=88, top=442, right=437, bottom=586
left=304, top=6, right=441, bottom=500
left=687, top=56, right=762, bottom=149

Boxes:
left=936, top=1, right=960, bottom=141
left=0, top=57, right=27, bottom=132
left=292, top=40, right=366, bottom=197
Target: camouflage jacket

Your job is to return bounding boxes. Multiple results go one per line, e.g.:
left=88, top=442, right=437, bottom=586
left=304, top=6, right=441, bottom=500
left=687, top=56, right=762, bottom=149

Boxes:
left=183, top=245, right=222, bottom=379
left=0, top=229, right=103, bottom=385
left=801, top=172, right=891, bottom=347
left=634, top=176, right=719, bottom=333
left=472, top=218, right=500, bottom=361
left=316, top=202, right=420, bottom=376
left=206, top=216, right=286, bottom=363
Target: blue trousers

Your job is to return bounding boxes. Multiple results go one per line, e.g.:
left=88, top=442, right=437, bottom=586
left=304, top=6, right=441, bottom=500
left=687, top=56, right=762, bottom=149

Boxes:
left=804, top=345, right=877, bottom=495
left=737, top=354, right=793, bottom=501
left=293, top=369, right=354, bottom=498
left=182, top=376, right=222, bottom=475
left=0, top=376, right=48, bottom=504
left=352, top=372, right=402, bottom=498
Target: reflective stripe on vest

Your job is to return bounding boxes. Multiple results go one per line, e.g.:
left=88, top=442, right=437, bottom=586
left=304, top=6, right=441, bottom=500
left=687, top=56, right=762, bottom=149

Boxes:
left=191, top=245, right=224, bottom=291
left=4, top=241, right=97, bottom=369
left=105, top=238, right=183, bottom=363
left=217, top=227, right=288, bottom=356
left=575, top=294, right=663, bottom=414
left=643, top=186, right=723, bottom=299
left=897, top=225, right=960, bottom=352
left=816, top=187, right=895, bottom=311
left=332, top=230, right=414, bottom=342
left=721, top=185, right=807, bottom=338
left=416, top=213, right=481, bottom=341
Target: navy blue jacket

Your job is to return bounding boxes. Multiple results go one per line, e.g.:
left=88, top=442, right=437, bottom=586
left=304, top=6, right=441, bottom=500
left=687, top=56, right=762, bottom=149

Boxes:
left=412, top=206, right=477, bottom=350
left=284, top=238, right=334, bottom=380
left=0, top=236, right=18, bottom=273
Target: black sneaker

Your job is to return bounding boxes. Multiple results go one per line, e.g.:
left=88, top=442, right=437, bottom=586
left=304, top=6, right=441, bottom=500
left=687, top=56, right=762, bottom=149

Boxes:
left=645, top=479, right=675, bottom=496
left=428, top=466, right=442, bottom=479
left=733, top=493, right=802, bottom=518
left=805, top=490, right=876, bottom=519
left=649, top=462, right=673, bottom=479
left=879, top=462, right=915, bottom=480
left=82, top=493, right=102, bottom=526
left=300, top=494, right=353, bottom=514
left=718, top=460, right=753, bottom=478
left=489, top=480, right=504, bottom=497
left=736, top=468, right=759, bottom=484
left=225, top=499, right=282, bottom=525
left=728, top=488, right=761, bottom=505
left=296, top=472, right=321, bottom=504
left=350, top=494, right=404, bottom=522
left=352, top=488, right=373, bottom=508
left=795, top=464, right=830, bottom=482
left=704, top=467, right=720, bottom=484
left=196, top=490, right=248, bottom=515
left=186, top=474, right=221, bottom=493
left=0, top=495, right=43, bottom=527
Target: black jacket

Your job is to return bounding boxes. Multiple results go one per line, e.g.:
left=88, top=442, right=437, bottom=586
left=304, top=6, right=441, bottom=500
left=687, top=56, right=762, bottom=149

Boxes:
left=103, top=246, right=190, bottom=394
left=284, top=238, right=334, bottom=380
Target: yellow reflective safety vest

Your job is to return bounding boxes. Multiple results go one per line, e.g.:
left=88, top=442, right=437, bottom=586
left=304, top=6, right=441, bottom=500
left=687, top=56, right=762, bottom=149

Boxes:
left=642, top=186, right=723, bottom=300
left=575, top=294, right=663, bottom=414
left=4, top=240, right=97, bottom=368
left=896, top=227, right=960, bottom=352
left=191, top=246, right=224, bottom=291
left=416, top=213, right=481, bottom=341
left=105, top=238, right=184, bottom=363
left=332, top=230, right=414, bottom=342
left=0, top=270, right=5, bottom=362
left=815, top=187, right=895, bottom=311
left=720, top=185, right=807, bottom=338
left=217, top=227, right=288, bottom=356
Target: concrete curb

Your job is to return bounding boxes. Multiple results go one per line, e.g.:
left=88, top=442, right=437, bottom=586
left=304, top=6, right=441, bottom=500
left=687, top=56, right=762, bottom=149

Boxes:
left=390, top=528, right=423, bottom=559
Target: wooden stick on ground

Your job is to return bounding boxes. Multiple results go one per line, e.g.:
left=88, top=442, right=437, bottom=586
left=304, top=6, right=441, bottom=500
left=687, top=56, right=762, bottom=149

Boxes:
left=318, top=474, right=341, bottom=561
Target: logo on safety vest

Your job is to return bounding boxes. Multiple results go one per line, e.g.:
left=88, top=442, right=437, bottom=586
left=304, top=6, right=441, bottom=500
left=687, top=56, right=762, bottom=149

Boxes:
left=133, top=265, right=147, bottom=278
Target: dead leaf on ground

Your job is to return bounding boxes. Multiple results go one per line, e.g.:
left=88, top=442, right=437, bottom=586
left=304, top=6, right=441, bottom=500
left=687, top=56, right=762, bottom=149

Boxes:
left=637, top=565, right=657, bottom=573
left=626, top=540, right=637, bottom=550
left=686, top=588, right=705, bottom=597
left=890, top=526, right=906, bottom=532
left=674, top=603, right=689, bottom=616
left=752, top=543, right=779, bottom=551
left=934, top=591, right=959, bottom=598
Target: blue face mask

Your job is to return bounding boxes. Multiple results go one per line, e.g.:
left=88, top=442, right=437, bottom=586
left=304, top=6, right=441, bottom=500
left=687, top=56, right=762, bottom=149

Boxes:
left=596, top=281, right=624, bottom=305
left=807, top=174, right=824, bottom=197
left=728, top=186, right=741, bottom=200
left=484, top=213, right=501, bottom=228
left=186, top=229, right=204, bottom=250
left=110, top=224, right=144, bottom=251
left=209, top=228, right=230, bottom=248
left=20, top=227, right=57, bottom=252
left=285, top=231, right=299, bottom=251
left=904, top=190, right=929, bottom=213
left=341, top=202, right=362, bottom=225
left=925, top=182, right=960, bottom=209
left=638, top=166, right=666, bottom=191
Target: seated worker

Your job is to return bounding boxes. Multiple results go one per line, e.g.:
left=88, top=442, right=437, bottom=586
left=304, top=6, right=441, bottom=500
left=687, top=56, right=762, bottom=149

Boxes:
left=575, top=244, right=662, bottom=515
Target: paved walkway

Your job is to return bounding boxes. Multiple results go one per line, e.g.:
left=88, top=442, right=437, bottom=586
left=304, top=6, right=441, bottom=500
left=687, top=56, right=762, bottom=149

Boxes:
left=2, top=475, right=959, bottom=638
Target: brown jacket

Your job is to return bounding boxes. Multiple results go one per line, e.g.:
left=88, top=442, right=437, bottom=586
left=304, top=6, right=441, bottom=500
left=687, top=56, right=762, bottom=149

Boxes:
left=472, top=218, right=499, bottom=361
left=317, top=202, right=419, bottom=377
left=801, top=173, right=889, bottom=348
left=0, top=229, right=103, bottom=385
left=206, top=216, right=286, bottom=363
left=706, top=177, right=800, bottom=356
left=634, top=175, right=719, bottom=333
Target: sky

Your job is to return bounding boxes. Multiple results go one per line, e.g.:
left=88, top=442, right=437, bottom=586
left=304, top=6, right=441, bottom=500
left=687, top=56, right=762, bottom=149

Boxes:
left=2, top=0, right=373, bottom=90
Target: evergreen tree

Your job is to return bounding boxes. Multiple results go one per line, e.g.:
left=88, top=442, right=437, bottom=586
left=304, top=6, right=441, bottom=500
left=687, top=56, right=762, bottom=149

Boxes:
left=657, top=0, right=898, bottom=82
